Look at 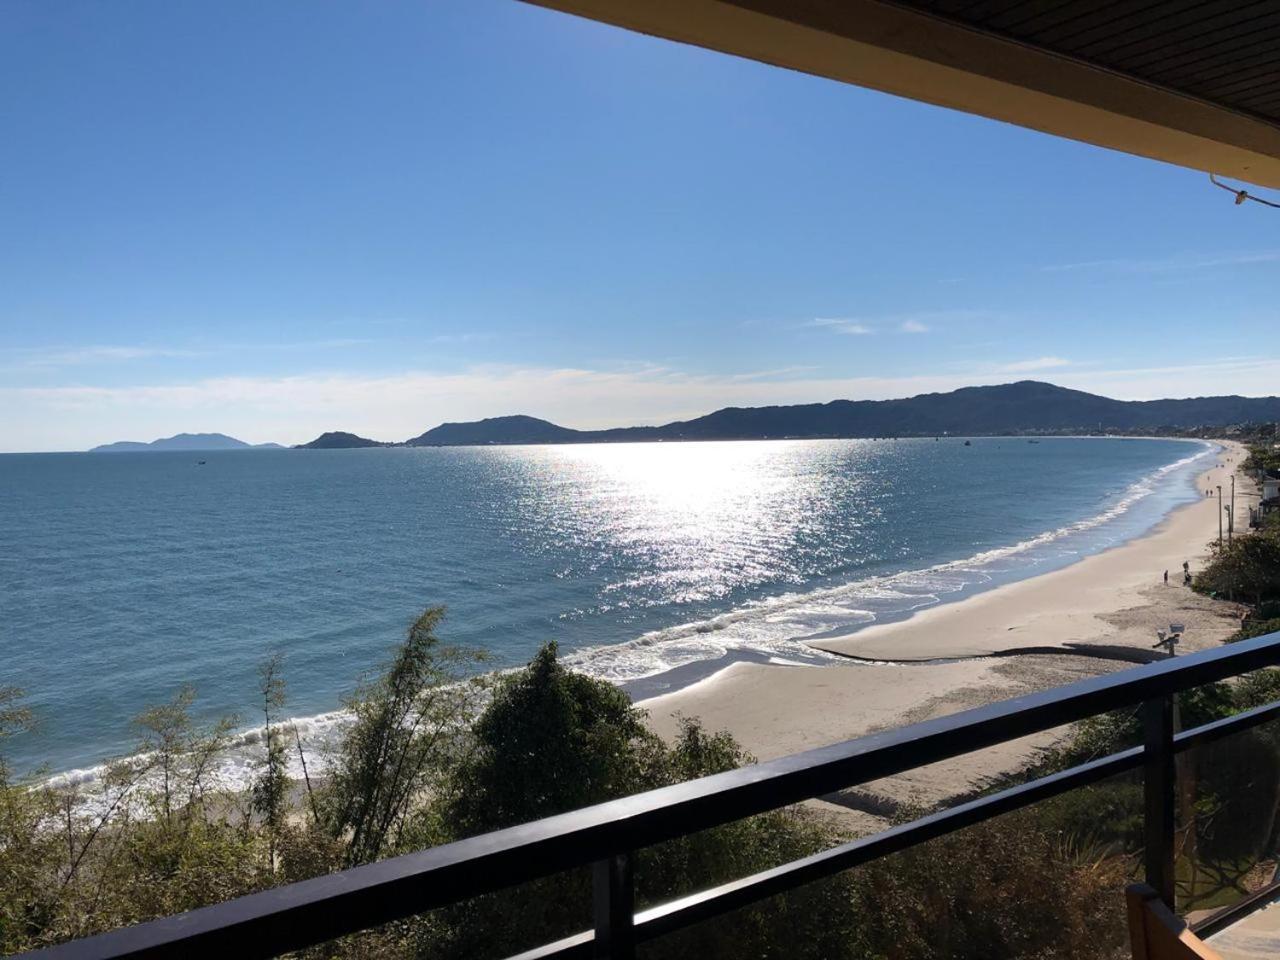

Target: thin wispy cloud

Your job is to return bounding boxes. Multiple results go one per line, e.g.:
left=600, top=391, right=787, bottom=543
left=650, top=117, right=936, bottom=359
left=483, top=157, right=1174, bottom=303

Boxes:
left=809, top=318, right=872, bottom=335
left=1041, top=250, right=1280, bottom=274
left=997, top=356, right=1071, bottom=373
left=253, top=338, right=380, bottom=351
left=8, top=345, right=204, bottom=368
left=809, top=310, right=984, bottom=337
left=6, top=338, right=380, bottom=370
left=344, top=317, right=412, bottom=327
left=427, top=332, right=494, bottom=344
left=1053, top=356, right=1279, bottom=385
left=727, top=365, right=820, bottom=381
left=8, top=356, right=1278, bottom=452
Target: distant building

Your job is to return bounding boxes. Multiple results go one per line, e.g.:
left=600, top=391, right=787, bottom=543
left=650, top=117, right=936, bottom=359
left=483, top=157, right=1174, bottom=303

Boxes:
left=1253, top=471, right=1280, bottom=527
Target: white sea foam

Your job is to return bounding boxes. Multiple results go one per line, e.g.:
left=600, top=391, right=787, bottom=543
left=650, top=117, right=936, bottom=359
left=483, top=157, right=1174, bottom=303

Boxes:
left=38, top=441, right=1214, bottom=802
left=562, top=441, right=1213, bottom=683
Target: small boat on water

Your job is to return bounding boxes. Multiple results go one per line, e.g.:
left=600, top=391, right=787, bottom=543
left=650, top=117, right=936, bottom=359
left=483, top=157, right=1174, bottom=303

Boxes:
left=963, top=440, right=971, bottom=446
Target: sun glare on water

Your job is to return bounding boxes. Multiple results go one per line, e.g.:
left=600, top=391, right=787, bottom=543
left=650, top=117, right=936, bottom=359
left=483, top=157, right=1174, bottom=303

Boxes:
left=497, top=440, right=880, bottom=605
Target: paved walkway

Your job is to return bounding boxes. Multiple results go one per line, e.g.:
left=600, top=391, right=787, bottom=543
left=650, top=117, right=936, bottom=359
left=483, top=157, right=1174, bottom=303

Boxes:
left=1207, top=898, right=1280, bottom=959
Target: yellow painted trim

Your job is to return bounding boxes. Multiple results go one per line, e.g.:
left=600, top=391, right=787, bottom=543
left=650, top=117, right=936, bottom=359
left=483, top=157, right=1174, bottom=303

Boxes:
left=523, top=0, right=1280, bottom=190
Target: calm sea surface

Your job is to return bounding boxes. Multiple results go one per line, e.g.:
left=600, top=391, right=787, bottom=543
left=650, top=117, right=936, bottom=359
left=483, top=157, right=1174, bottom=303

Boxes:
left=0, top=437, right=1210, bottom=780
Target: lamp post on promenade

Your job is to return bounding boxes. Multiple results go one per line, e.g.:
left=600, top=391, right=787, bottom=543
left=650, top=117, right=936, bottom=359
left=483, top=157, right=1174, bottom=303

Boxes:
left=1229, top=475, right=1235, bottom=543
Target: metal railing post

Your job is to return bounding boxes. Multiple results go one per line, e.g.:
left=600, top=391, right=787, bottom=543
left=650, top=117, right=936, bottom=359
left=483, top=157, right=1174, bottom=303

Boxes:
left=1143, top=696, right=1176, bottom=908
left=593, top=853, right=635, bottom=960
left=21, top=633, right=1280, bottom=960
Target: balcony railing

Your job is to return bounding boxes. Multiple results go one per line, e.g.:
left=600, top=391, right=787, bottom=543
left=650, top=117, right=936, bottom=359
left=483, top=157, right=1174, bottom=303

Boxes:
left=14, top=630, right=1280, bottom=960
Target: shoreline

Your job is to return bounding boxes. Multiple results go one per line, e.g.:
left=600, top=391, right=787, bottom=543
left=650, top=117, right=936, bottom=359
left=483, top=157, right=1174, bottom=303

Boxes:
left=29, top=437, right=1231, bottom=794
left=638, top=441, right=1251, bottom=818
left=806, top=440, right=1236, bottom=663
left=620, top=436, right=1212, bottom=700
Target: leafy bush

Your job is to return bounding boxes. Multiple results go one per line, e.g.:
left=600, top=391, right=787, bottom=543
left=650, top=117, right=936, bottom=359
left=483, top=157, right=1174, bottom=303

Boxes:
left=10, top=608, right=1248, bottom=960
left=0, top=686, right=271, bottom=953
left=443, top=641, right=665, bottom=837
left=432, top=643, right=863, bottom=959
left=1243, top=444, right=1280, bottom=475
left=1231, top=618, right=1280, bottom=643
left=850, top=807, right=1131, bottom=960
left=1194, top=525, right=1280, bottom=605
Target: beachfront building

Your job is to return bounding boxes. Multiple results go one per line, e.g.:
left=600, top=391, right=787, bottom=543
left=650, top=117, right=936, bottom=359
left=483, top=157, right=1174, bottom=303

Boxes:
left=20, top=3, right=1280, bottom=959
left=1257, top=473, right=1280, bottom=526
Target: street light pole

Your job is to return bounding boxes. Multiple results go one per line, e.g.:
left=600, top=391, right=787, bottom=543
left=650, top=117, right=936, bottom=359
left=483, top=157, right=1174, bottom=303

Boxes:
left=1230, top=474, right=1235, bottom=543
left=1217, top=485, right=1223, bottom=548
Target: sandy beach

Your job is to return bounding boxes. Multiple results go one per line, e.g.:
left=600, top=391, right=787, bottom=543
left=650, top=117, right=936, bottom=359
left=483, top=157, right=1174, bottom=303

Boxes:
left=640, top=440, right=1253, bottom=822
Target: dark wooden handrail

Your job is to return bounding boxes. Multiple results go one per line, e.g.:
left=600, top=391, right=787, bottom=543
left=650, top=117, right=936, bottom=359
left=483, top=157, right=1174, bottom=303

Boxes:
left=15, top=631, right=1280, bottom=960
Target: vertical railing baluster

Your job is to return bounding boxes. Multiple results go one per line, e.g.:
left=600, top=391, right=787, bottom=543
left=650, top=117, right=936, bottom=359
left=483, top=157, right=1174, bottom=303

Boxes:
left=1143, top=695, right=1176, bottom=909
left=593, top=852, right=635, bottom=960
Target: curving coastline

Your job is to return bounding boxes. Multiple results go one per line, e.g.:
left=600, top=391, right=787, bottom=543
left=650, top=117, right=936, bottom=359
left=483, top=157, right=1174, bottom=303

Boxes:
left=38, top=437, right=1226, bottom=803
left=583, top=438, right=1214, bottom=694
left=638, top=441, right=1251, bottom=816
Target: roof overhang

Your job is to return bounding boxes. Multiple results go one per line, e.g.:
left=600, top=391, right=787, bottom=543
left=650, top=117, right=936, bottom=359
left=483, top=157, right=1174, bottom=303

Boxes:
left=522, top=0, right=1280, bottom=190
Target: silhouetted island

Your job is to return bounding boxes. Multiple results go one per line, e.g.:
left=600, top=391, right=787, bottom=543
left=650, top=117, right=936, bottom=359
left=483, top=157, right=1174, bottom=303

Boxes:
left=91, top=433, right=285, bottom=453
left=298, top=431, right=390, bottom=449
left=406, top=415, right=580, bottom=446
left=296, top=381, right=1280, bottom=449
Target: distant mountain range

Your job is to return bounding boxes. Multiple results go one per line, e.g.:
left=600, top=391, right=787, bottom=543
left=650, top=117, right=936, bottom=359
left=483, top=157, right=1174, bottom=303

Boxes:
left=296, top=381, right=1280, bottom=449
left=90, top=433, right=285, bottom=453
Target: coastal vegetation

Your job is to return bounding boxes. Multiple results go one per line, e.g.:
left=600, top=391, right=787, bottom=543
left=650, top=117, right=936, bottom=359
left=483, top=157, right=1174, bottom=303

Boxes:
left=1243, top=441, right=1280, bottom=476
left=988, top=440, right=1280, bottom=916
left=1, top=609, right=1142, bottom=959
left=1194, top=441, right=1280, bottom=622
left=1196, top=529, right=1280, bottom=607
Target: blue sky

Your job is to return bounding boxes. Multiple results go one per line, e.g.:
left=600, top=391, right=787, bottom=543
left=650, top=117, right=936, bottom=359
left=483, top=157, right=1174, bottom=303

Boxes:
left=2, top=0, right=1278, bottom=452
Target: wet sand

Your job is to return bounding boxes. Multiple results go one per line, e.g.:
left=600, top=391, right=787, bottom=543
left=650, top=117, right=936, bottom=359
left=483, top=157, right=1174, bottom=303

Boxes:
left=639, top=441, right=1251, bottom=818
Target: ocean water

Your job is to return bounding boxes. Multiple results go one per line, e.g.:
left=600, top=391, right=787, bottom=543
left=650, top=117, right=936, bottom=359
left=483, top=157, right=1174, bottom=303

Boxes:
left=0, top=436, right=1211, bottom=784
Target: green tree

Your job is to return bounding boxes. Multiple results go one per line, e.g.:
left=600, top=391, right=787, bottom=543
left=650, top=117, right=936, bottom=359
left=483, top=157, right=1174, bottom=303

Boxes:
left=251, top=654, right=289, bottom=870
left=321, top=607, right=487, bottom=867
left=1194, top=532, right=1280, bottom=605
left=433, top=644, right=864, bottom=960
left=444, top=641, right=665, bottom=835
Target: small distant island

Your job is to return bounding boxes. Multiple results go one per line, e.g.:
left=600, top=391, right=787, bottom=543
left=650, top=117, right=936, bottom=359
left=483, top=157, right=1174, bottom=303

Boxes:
left=90, top=433, right=285, bottom=453
left=294, top=381, right=1280, bottom=449
left=300, top=431, right=391, bottom=449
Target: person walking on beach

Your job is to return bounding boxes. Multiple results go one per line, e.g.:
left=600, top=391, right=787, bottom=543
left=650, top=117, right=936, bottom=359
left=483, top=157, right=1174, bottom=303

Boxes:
left=1164, top=570, right=1169, bottom=584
